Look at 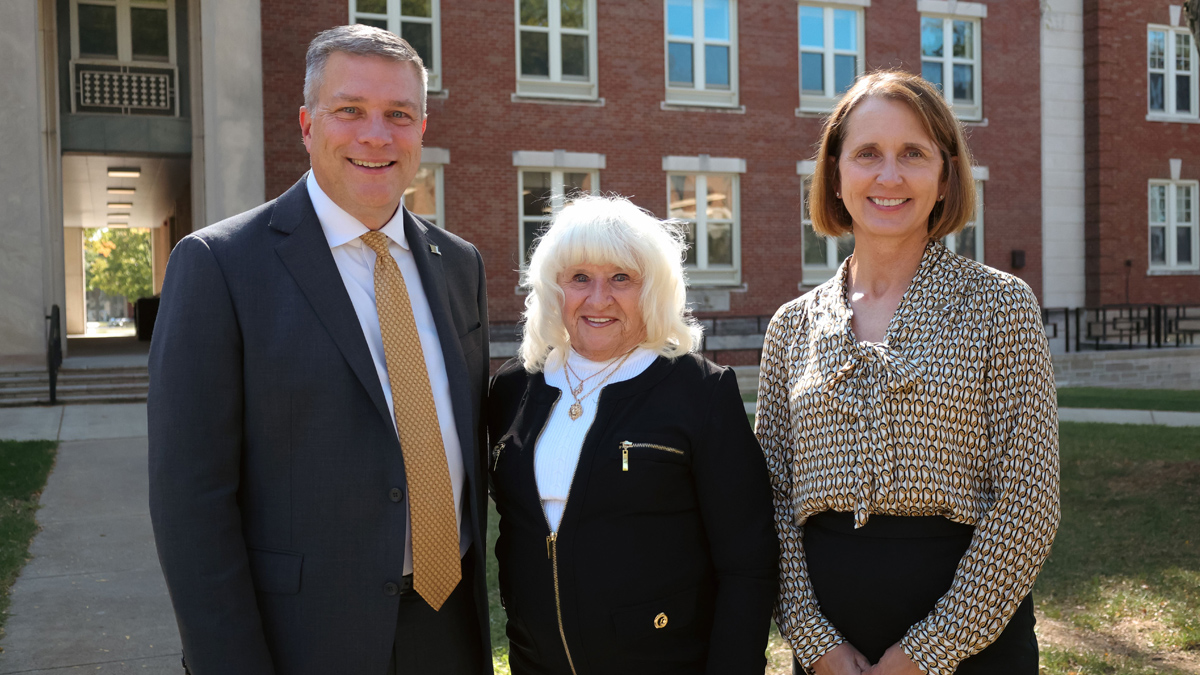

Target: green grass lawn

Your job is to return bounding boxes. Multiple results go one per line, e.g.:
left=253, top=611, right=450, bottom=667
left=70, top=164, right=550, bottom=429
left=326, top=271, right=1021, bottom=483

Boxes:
left=0, top=440, right=57, bottom=638
left=486, top=422, right=1200, bottom=674
left=1056, top=387, right=1200, bottom=413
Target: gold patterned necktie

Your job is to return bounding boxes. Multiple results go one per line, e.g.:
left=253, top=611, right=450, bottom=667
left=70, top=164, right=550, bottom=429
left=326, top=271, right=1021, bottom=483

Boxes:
left=361, top=231, right=461, bottom=611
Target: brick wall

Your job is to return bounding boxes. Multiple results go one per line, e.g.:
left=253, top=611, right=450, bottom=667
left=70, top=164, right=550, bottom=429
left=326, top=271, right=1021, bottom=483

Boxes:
left=1084, top=0, right=1200, bottom=305
left=259, top=0, right=1045, bottom=333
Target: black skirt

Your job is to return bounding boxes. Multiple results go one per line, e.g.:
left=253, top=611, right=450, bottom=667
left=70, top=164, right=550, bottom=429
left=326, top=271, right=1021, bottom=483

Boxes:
left=793, top=511, right=1038, bottom=675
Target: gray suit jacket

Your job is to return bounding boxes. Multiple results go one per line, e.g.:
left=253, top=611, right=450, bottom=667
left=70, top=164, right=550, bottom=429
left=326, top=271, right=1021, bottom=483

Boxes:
left=148, top=176, right=491, bottom=675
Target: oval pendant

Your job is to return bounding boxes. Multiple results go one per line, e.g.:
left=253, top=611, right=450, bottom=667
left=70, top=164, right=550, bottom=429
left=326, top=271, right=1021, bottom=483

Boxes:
left=568, top=402, right=583, bottom=420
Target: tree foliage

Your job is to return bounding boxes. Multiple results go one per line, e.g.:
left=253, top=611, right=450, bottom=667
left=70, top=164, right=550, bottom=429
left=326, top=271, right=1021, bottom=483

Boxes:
left=84, top=228, right=153, bottom=302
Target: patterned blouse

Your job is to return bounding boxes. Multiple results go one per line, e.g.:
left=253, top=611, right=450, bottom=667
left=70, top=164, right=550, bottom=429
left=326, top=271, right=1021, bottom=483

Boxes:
left=755, top=241, right=1059, bottom=675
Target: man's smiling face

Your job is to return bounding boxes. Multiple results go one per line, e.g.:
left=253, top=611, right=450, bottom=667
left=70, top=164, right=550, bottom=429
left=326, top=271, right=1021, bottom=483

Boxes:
left=300, top=52, right=426, bottom=230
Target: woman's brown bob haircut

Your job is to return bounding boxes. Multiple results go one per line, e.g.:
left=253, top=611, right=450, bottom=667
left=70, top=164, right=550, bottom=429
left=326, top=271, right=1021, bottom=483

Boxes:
left=809, top=70, right=976, bottom=240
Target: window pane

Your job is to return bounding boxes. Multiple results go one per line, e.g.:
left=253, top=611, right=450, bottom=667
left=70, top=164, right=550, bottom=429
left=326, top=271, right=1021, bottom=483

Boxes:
left=1178, top=185, right=1193, bottom=222
left=564, top=172, right=592, bottom=196
left=357, top=17, right=388, bottom=29
left=561, top=0, right=586, bottom=29
left=357, top=0, right=386, bottom=11
left=1178, top=33, right=1192, bottom=70
left=524, top=220, right=548, bottom=262
left=836, top=234, right=855, bottom=262
left=402, top=22, right=434, bottom=70
left=1178, top=227, right=1193, bottom=264
left=78, top=4, right=118, bottom=58
left=562, top=34, right=588, bottom=78
left=669, top=42, right=694, bottom=85
left=520, top=31, right=549, bottom=76
left=404, top=166, right=437, bottom=217
left=131, top=7, right=169, bottom=61
left=704, top=0, right=730, bottom=41
left=802, top=52, right=825, bottom=93
left=706, top=175, right=732, bottom=219
left=708, top=221, right=733, bottom=265
left=681, top=222, right=697, bottom=265
left=803, top=225, right=827, bottom=266
left=704, top=45, right=729, bottom=89
left=1177, top=74, right=1192, bottom=114
left=667, top=0, right=693, bottom=38
left=922, top=61, right=943, bottom=92
left=921, top=18, right=943, bottom=57
left=953, top=64, right=974, bottom=102
left=1149, top=30, right=1165, bottom=69
left=400, top=0, right=431, bottom=17
left=1150, top=186, right=1167, bottom=222
left=669, top=175, right=696, bottom=219
left=1151, top=226, right=1166, bottom=263
left=833, top=10, right=856, bottom=51
left=1149, top=73, right=1165, bottom=111
left=799, top=6, right=824, bottom=49
left=953, top=20, right=973, bottom=59
left=521, top=0, right=548, bottom=27
left=834, top=54, right=856, bottom=93
left=522, top=172, right=552, bottom=217
left=956, top=224, right=977, bottom=260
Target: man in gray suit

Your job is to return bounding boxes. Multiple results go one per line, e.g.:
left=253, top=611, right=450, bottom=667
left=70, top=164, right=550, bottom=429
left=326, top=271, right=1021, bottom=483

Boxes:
left=148, top=25, right=491, bottom=675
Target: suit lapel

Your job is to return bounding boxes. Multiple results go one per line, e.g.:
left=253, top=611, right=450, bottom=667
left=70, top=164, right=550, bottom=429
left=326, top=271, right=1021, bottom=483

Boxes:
left=403, top=210, right=480, bottom=497
left=271, top=178, right=393, bottom=429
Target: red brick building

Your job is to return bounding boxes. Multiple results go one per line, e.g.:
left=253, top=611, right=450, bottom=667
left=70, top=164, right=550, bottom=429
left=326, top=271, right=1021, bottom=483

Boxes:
left=258, top=0, right=1046, bottom=362
left=1084, top=0, right=1200, bottom=305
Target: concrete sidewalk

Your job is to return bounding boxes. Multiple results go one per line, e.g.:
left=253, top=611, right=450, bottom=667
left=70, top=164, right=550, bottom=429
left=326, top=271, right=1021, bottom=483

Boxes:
left=0, top=404, right=182, bottom=674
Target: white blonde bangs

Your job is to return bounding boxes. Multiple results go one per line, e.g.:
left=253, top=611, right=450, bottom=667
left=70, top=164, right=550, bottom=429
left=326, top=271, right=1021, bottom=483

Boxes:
left=518, top=195, right=703, bottom=373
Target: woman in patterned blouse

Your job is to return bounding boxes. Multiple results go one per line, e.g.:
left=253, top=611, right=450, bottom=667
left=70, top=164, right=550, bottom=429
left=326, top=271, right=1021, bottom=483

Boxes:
left=757, top=70, right=1059, bottom=675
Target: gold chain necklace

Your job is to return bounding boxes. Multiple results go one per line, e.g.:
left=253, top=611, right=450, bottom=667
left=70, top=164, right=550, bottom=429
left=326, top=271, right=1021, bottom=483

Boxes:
left=562, top=348, right=636, bottom=421
left=563, top=356, right=617, bottom=395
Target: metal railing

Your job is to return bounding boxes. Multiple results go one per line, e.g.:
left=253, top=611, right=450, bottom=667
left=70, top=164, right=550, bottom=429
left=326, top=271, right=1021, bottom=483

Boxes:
left=46, top=305, right=62, bottom=405
left=1042, top=305, right=1200, bottom=352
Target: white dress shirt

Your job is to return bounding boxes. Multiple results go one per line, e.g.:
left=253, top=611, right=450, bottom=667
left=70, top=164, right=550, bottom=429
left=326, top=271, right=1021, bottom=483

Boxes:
left=306, top=172, right=470, bottom=575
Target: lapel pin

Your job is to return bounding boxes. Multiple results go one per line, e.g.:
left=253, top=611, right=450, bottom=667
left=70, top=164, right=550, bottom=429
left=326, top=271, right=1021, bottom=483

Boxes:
left=429, top=244, right=441, bottom=256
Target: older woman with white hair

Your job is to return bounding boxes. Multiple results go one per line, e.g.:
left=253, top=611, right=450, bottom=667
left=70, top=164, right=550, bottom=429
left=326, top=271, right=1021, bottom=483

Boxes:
left=487, top=195, right=778, bottom=675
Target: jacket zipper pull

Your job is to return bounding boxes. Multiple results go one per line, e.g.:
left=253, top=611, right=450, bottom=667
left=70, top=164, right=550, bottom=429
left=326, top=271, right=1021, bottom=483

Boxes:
left=492, top=441, right=505, bottom=471
left=620, top=441, right=632, bottom=471
left=546, top=531, right=557, bottom=559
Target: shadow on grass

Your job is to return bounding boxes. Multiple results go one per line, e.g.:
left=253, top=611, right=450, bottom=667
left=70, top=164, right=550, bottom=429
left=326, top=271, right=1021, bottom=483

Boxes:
left=0, top=440, right=57, bottom=637
left=1034, top=423, right=1200, bottom=664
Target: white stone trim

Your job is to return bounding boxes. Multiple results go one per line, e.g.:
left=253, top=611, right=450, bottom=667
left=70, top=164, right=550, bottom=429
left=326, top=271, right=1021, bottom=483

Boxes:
left=916, top=0, right=987, bottom=18
left=808, top=0, right=871, bottom=6
left=511, top=150, right=606, bottom=169
left=662, top=154, right=747, bottom=173
left=1170, top=4, right=1182, bottom=27
left=972, top=165, right=989, bottom=180
left=421, top=147, right=450, bottom=165
left=1171, top=158, right=1183, bottom=181
left=797, top=160, right=818, bottom=174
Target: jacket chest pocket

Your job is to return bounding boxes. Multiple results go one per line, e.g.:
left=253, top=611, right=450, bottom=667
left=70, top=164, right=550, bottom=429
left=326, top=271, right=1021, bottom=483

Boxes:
left=618, top=441, right=687, bottom=472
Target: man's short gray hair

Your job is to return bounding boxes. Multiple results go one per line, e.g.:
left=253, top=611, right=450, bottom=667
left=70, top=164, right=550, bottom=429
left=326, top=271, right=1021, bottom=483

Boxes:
left=304, top=24, right=428, bottom=118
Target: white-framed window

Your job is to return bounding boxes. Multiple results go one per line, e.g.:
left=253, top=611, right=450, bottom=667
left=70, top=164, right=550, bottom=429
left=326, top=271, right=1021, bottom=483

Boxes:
left=516, top=0, right=598, bottom=100
left=70, top=0, right=176, bottom=64
left=1148, top=26, right=1198, bottom=119
left=350, top=0, right=442, bottom=91
left=665, top=155, right=745, bottom=286
left=943, top=180, right=984, bottom=261
left=664, top=0, right=738, bottom=107
left=797, top=4, right=864, bottom=113
left=405, top=147, right=449, bottom=229
left=1149, top=180, right=1199, bottom=272
left=798, top=171, right=853, bottom=286
left=514, top=150, right=604, bottom=266
left=920, top=15, right=982, bottom=120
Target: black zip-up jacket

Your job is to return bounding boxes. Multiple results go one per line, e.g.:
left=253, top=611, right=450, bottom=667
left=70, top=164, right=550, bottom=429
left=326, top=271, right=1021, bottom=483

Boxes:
left=487, top=353, right=778, bottom=675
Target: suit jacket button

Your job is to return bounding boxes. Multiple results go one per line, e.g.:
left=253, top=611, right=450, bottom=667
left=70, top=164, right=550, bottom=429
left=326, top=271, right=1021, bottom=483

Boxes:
left=384, top=582, right=400, bottom=596
left=389, top=487, right=403, bottom=502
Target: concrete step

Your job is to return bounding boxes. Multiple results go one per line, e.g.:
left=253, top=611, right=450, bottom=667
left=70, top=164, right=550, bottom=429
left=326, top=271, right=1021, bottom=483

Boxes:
left=0, top=373, right=49, bottom=389
left=57, top=371, right=149, bottom=386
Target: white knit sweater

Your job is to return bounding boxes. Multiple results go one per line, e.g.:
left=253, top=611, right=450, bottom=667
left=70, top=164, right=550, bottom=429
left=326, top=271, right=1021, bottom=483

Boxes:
left=535, top=346, right=658, bottom=531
